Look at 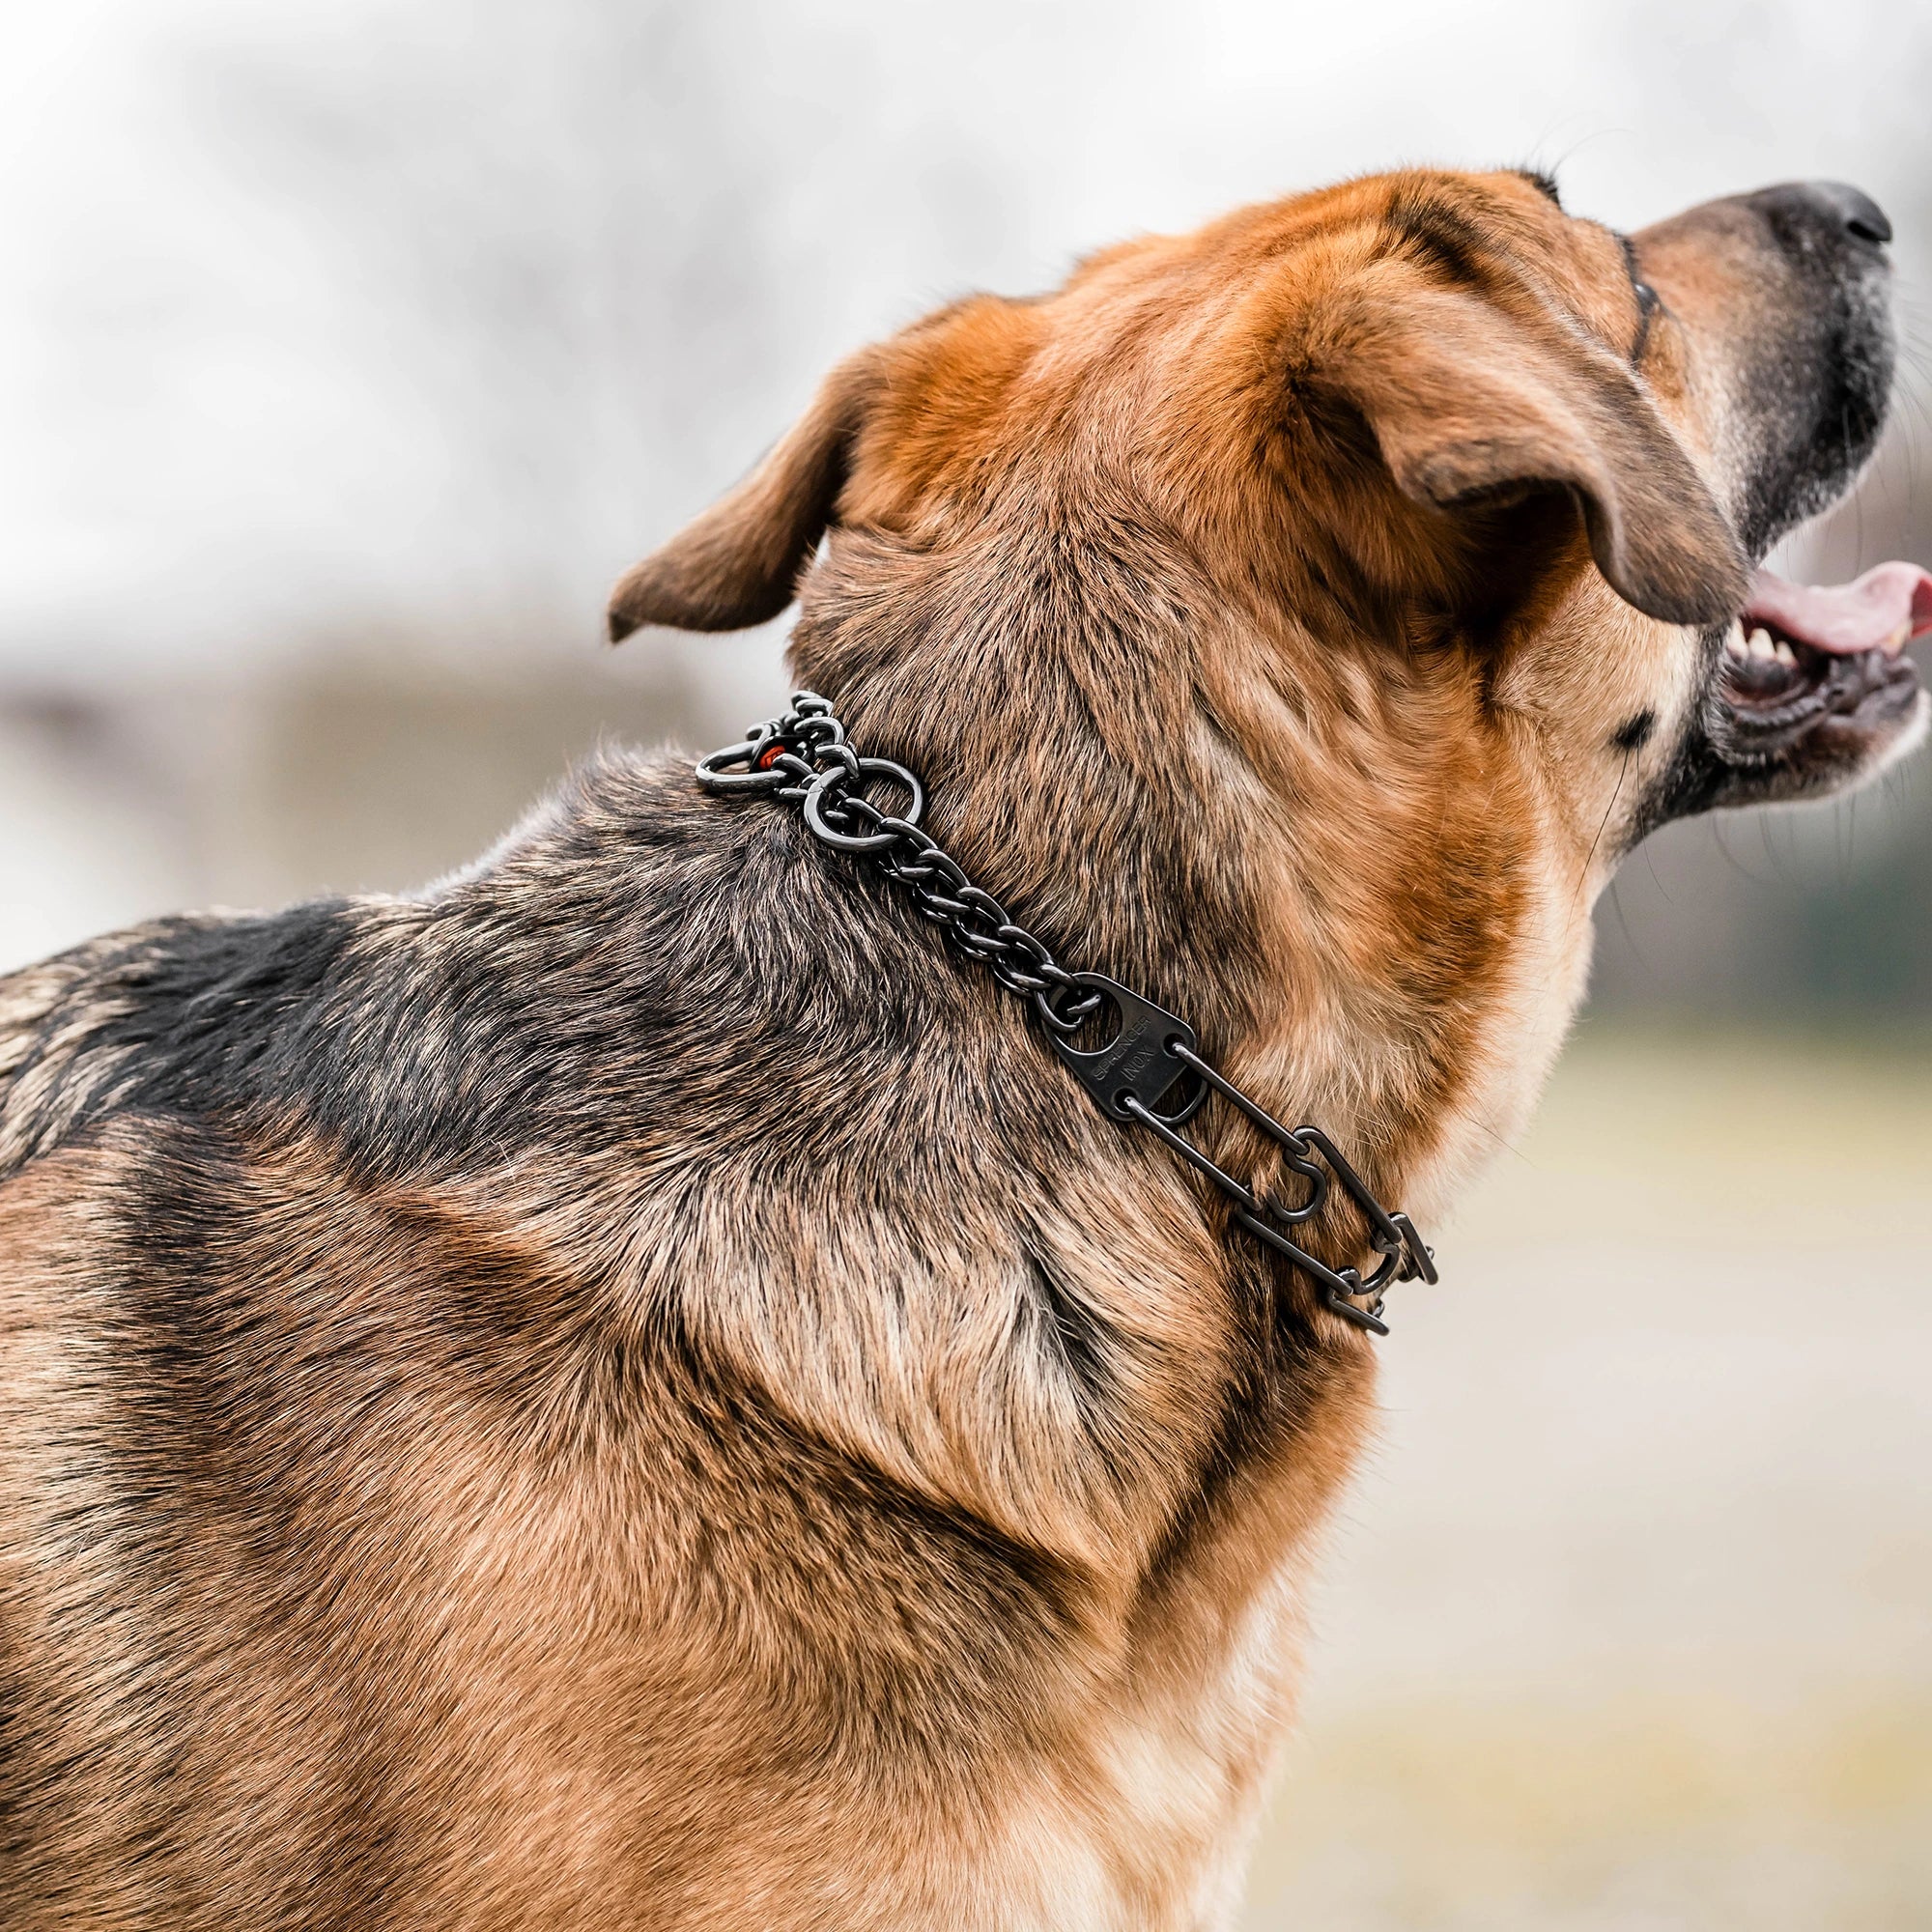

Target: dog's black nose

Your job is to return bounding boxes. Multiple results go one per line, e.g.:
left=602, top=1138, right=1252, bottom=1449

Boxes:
left=1808, top=181, right=1891, bottom=246
left=1747, top=180, right=1892, bottom=253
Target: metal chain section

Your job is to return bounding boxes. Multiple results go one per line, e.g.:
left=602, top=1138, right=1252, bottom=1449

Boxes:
left=696, top=692, right=1436, bottom=1333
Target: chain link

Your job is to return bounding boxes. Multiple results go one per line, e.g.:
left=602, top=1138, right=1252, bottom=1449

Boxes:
left=696, top=692, right=1436, bottom=1332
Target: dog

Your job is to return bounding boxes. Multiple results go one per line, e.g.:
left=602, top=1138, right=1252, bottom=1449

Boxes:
left=1, top=167, right=1925, bottom=1930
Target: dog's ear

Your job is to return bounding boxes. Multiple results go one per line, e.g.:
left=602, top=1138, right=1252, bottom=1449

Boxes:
left=1331, top=285, right=1748, bottom=625
left=608, top=354, right=875, bottom=641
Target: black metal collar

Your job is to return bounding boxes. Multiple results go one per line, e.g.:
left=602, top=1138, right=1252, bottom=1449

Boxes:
left=698, top=693, right=1436, bottom=1333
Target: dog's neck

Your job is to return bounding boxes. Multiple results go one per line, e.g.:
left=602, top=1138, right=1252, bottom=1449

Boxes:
left=785, top=526, right=1577, bottom=1250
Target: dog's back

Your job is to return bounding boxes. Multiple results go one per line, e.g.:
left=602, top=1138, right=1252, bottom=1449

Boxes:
left=0, top=750, right=1305, bottom=1929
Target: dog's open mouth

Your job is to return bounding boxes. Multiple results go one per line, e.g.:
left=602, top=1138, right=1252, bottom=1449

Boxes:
left=1713, top=560, right=1931, bottom=763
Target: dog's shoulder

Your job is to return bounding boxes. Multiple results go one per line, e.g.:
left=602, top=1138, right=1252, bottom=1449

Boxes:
left=0, top=752, right=635, bottom=1181
left=0, top=744, right=937, bottom=1186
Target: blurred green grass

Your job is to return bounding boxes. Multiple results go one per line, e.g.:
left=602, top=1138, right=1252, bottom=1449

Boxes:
left=1240, top=1031, right=1932, bottom=1931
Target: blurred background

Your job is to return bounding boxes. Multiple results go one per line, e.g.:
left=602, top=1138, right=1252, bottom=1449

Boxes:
left=2, top=1, right=1927, bottom=1924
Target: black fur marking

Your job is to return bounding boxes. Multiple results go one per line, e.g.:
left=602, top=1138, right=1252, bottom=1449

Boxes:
left=1384, top=191, right=1493, bottom=290
left=85, top=903, right=355, bottom=1102
left=1611, top=709, right=1657, bottom=754
left=1514, top=167, right=1563, bottom=209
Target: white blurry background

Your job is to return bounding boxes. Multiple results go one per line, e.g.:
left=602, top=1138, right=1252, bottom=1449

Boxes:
left=2, top=3, right=1928, bottom=1926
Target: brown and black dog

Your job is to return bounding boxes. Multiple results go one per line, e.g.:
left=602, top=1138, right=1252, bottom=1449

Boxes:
left=1, top=169, right=1926, bottom=1929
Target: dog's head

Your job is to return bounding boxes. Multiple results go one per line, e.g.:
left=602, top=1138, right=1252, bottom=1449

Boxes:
left=613, top=169, right=1925, bottom=860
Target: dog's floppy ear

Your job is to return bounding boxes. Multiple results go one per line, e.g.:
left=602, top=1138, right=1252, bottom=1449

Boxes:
left=1332, top=285, right=1748, bottom=625
left=608, top=354, right=875, bottom=641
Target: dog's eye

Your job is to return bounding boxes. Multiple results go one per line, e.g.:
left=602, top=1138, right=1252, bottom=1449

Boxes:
left=1634, top=281, right=1660, bottom=317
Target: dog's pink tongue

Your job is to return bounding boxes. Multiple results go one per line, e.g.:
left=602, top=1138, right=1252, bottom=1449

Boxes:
left=1744, top=561, right=1932, bottom=656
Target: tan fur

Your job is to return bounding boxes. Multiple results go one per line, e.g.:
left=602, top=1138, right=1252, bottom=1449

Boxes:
left=0, top=168, right=1915, bottom=1928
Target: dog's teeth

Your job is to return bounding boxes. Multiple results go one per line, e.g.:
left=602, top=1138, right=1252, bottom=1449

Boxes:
left=1725, top=623, right=1748, bottom=660
left=1772, top=639, right=1797, bottom=668
left=1747, top=627, right=1776, bottom=661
